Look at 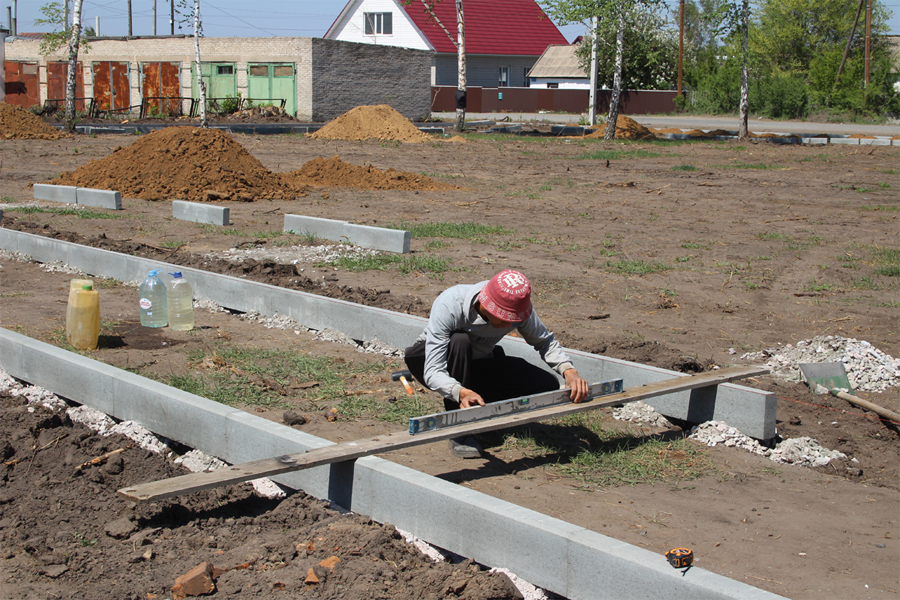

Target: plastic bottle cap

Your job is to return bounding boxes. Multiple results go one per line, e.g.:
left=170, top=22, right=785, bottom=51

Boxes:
left=149, top=269, right=161, bottom=276
left=170, top=272, right=183, bottom=278
left=82, top=284, right=93, bottom=291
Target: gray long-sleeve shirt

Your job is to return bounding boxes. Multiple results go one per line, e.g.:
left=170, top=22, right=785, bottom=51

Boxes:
left=415, top=280, right=575, bottom=401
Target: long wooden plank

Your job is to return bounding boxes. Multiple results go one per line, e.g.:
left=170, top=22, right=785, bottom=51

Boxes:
left=118, top=366, right=768, bottom=502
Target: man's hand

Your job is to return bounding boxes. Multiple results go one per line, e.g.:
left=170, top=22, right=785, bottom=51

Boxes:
left=564, top=369, right=589, bottom=403
left=459, top=388, right=486, bottom=408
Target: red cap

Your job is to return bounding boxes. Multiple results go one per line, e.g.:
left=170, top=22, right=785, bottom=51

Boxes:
left=478, top=270, right=533, bottom=323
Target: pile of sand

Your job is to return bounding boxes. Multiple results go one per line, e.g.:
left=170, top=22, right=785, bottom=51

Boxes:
left=0, top=104, right=65, bottom=140
left=308, top=105, right=432, bottom=143
left=282, top=156, right=457, bottom=191
left=52, top=126, right=304, bottom=202
left=583, top=115, right=656, bottom=140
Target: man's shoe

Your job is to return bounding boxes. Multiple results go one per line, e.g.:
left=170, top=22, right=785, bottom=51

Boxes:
left=448, top=436, right=482, bottom=459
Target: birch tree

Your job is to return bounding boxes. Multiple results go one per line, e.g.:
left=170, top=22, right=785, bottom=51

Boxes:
left=193, top=0, right=207, bottom=128
left=36, top=0, right=88, bottom=131
left=406, top=0, right=468, bottom=131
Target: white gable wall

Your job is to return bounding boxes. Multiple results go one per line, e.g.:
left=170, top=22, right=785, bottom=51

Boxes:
left=329, top=0, right=432, bottom=51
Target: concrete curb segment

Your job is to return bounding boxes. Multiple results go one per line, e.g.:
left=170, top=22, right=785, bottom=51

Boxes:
left=0, top=227, right=775, bottom=439
left=0, top=328, right=785, bottom=600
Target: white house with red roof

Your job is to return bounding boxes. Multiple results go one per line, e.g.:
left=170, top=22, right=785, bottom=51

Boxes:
left=324, top=0, right=567, bottom=88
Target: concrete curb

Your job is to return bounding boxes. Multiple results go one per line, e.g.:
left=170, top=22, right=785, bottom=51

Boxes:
left=172, top=200, right=230, bottom=225
left=33, top=183, right=122, bottom=209
left=284, top=214, right=411, bottom=254
left=0, top=227, right=776, bottom=439
left=0, top=328, right=786, bottom=600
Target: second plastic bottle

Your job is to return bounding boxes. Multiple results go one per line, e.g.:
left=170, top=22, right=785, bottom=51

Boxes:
left=167, top=271, right=194, bottom=331
left=139, top=269, right=167, bottom=327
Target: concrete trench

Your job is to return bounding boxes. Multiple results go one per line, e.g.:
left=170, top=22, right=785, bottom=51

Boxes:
left=0, top=228, right=784, bottom=599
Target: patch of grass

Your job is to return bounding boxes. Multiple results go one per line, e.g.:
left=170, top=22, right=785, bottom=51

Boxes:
left=165, top=346, right=388, bottom=409
left=878, top=182, right=892, bottom=190
left=757, top=231, right=789, bottom=241
left=680, top=240, right=709, bottom=250
left=671, top=164, right=698, bottom=171
left=424, top=240, right=448, bottom=250
left=850, top=276, right=878, bottom=290
left=272, top=234, right=307, bottom=247
left=324, top=253, right=453, bottom=278
left=879, top=168, right=898, bottom=175
left=1, top=196, right=16, bottom=203
left=806, top=279, right=835, bottom=292
left=389, top=221, right=513, bottom=241
left=861, top=205, right=899, bottom=211
left=871, top=247, right=900, bottom=277
left=252, top=230, right=290, bottom=240
left=7, top=206, right=121, bottom=219
left=340, top=391, right=442, bottom=424
left=575, top=149, right=662, bottom=160
left=724, top=162, right=782, bottom=170
left=160, top=240, right=187, bottom=250
left=196, top=223, right=247, bottom=236
left=494, top=412, right=714, bottom=487
left=602, top=259, right=669, bottom=275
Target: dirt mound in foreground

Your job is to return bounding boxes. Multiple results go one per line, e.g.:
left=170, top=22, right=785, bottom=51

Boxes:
left=52, top=126, right=304, bottom=202
left=282, top=156, right=458, bottom=191
left=308, top=105, right=432, bottom=143
left=0, top=103, right=65, bottom=140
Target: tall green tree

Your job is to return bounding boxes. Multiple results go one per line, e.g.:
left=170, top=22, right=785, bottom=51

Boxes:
left=573, top=5, right=678, bottom=90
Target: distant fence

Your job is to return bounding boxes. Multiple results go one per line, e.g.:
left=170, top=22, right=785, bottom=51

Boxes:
left=431, top=86, right=678, bottom=115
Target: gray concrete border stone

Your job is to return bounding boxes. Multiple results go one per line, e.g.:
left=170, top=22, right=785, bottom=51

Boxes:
left=284, top=214, right=410, bottom=254
left=0, top=228, right=775, bottom=438
left=76, top=187, right=122, bottom=210
left=33, top=183, right=77, bottom=204
left=172, top=200, right=230, bottom=225
left=0, top=327, right=786, bottom=600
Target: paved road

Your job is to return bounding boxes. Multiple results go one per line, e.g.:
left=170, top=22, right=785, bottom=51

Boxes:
left=432, top=112, right=900, bottom=137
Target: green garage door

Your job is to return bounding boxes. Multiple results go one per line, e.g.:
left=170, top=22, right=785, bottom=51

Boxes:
left=247, top=63, right=296, bottom=117
left=191, top=63, right=238, bottom=111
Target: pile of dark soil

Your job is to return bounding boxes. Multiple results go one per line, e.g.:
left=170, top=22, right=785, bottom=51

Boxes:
left=0, top=391, right=521, bottom=599
left=282, top=156, right=459, bottom=191
left=50, top=127, right=305, bottom=202
left=308, top=105, right=433, bottom=143
left=0, top=104, right=65, bottom=140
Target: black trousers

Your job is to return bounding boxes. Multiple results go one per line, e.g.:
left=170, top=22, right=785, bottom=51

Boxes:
left=404, top=332, right=561, bottom=411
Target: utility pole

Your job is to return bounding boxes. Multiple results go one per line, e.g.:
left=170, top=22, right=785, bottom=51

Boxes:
left=588, top=16, right=598, bottom=125
left=153, top=0, right=157, bottom=35
left=170, top=0, right=175, bottom=34
left=864, top=0, right=871, bottom=86
left=128, top=0, right=133, bottom=36
left=678, top=0, right=684, bottom=95
left=834, top=0, right=865, bottom=90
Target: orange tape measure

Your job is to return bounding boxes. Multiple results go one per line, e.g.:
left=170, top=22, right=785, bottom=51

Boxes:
left=665, top=548, right=693, bottom=569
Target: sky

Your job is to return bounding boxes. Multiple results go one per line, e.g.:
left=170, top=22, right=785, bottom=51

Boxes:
left=4, top=0, right=899, bottom=40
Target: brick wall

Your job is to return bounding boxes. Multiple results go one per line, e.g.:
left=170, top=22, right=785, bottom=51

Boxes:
left=310, top=38, right=431, bottom=122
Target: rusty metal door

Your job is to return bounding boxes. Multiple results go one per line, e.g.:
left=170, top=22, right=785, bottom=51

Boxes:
left=92, top=61, right=131, bottom=112
left=47, top=62, right=85, bottom=111
left=141, top=62, right=181, bottom=116
left=4, top=61, right=40, bottom=108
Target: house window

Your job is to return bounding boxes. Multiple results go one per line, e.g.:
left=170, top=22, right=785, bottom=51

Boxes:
left=217, top=65, right=234, bottom=75
left=499, top=66, right=509, bottom=87
left=547, top=83, right=559, bottom=89
left=364, top=12, right=392, bottom=35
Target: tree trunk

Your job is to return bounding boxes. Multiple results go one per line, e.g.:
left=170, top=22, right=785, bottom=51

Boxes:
left=65, top=0, right=84, bottom=132
left=604, top=11, right=625, bottom=140
left=454, top=0, right=466, bottom=132
left=738, top=0, right=749, bottom=139
left=588, top=16, right=598, bottom=126
left=194, top=0, right=207, bottom=128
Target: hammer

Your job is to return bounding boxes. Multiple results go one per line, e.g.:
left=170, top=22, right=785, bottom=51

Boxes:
left=391, top=369, right=415, bottom=395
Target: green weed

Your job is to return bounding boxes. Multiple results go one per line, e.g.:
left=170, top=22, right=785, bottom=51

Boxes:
left=324, top=253, right=453, bottom=277
left=575, top=149, right=662, bottom=160
left=602, top=259, right=669, bottom=275
left=7, top=206, right=121, bottom=219
left=861, top=205, right=899, bottom=211
left=390, top=221, right=513, bottom=241
left=160, top=240, right=186, bottom=249
left=671, top=164, right=698, bottom=171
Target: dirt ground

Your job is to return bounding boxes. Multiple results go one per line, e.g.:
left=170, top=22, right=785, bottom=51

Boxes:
left=0, top=114, right=898, bottom=600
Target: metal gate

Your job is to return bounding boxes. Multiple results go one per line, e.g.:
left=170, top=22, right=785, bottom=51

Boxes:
left=92, top=61, right=131, bottom=112
left=46, top=62, right=86, bottom=112
left=247, top=63, right=296, bottom=116
left=140, top=61, right=182, bottom=116
left=3, top=61, right=40, bottom=107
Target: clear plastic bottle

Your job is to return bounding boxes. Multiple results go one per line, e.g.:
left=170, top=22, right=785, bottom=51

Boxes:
left=67, top=284, right=100, bottom=351
left=139, top=269, right=168, bottom=328
left=166, top=271, right=194, bottom=332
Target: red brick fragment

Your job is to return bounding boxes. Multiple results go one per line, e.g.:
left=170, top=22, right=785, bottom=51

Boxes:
left=171, top=562, right=216, bottom=599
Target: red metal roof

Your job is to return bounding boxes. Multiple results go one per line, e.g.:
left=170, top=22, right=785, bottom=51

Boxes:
left=401, top=0, right=567, bottom=56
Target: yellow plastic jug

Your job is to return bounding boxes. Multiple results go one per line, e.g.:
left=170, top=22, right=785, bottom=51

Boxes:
left=65, top=278, right=93, bottom=332
left=66, top=284, right=100, bottom=351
